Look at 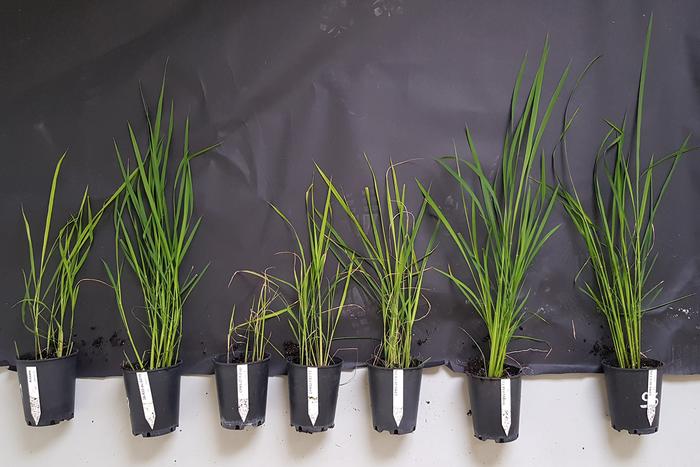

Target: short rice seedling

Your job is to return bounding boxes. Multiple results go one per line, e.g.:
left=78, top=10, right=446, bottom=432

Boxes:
left=419, top=39, right=570, bottom=378
left=226, top=270, right=285, bottom=364
left=19, top=153, right=127, bottom=360
left=317, top=159, right=436, bottom=369
left=557, top=17, right=693, bottom=369
left=268, top=183, right=356, bottom=368
left=104, top=75, right=216, bottom=371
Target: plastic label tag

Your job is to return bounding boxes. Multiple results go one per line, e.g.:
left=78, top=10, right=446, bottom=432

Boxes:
left=307, top=367, right=319, bottom=426
left=392, top=369, right=404, bottom=427
left=641, top=368, right=658, bottom=426
left=237, top=364, right=249, bottom=422
left=500, top=378, right=511, bottom=436
left=26, top=367, right=41, bottom=425
left=136, top=372, right=156, bottom=430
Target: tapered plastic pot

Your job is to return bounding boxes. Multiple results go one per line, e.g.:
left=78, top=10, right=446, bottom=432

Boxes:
left=287, top=358, right=342, bottom=433
left=213, top=353, right=270, bottom=429
left=603, top=359, right=663, bottom=435
left=368, top=363, right=423, bottom=434
left=123, top=362, right=182, bottom=437
left=15, top=350, right=78, bottom=427
left=467, top=366, right=522, bottom=443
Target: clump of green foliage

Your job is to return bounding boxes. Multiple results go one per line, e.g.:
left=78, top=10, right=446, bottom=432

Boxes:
left=420, top=40, right=570, bottom=378
left=104, top=75, right=215, bottom=371
left=20, top=153, right=124, bottom=360
left=557, top=17, right=693, bottom=369
left=317, top=159, right=435, bottom=369
left=267, top=184, right=356, bottom=367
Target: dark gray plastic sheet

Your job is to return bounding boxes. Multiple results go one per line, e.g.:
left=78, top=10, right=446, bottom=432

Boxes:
left=1, top=0, right=699, bottom=376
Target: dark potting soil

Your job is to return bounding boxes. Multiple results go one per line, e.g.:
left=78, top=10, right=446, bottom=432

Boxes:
left=216, top=352, right=264, bottom=365
left=18, top=351, right=68, bottom=361
left=368, top=355, right=423, bottom=369
left=109, top=332, right=126, bottom=347
left=283, top=341, right=300, bottom=360
left=465, top=358, right=521, bottom=378
left=589, top=340, right=614, bottom=359
left=605, top=358, right=663, bottom=370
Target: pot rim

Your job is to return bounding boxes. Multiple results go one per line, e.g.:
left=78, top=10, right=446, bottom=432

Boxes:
left=15, top=349, right=79, bottom=364
left=213, top=352, right=271, bottom=366
left=122, top=360, right=182, bottom=374
left=602, top=358, right=664, bottom=371
left=287, top=356, right=342, bottom=369
left=367, top=361, right=425, bottom=371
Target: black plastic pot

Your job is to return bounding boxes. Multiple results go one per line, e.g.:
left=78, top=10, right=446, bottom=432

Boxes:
left=15, top=351, right=78, bottom=427
left=213, top=353, right=270, bottom=430
left=368, top=363, right=423, bottom=434
left=603, top=359, right=663, bottom=435
left=287, top=358, right=342, bottom=433
left=123, top=362, right=182, bottom=437
left=467, top=367, right=522, bottom=443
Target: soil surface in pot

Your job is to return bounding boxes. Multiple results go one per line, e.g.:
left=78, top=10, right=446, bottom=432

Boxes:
left=466, top=358, right=521, bottom=378
left=604, top=357, right=663, bottom=370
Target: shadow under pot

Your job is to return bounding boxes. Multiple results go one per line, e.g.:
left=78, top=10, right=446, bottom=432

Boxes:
left=466, top=366, right=522, bottom=443
left=287, top=357, right=342, bottom=433
left=123, top=362, right=182, bottom=437
left=213, top=353, right=270, bottom=430
left=603, top=358, right=663, bottom=435
left=368, top=363, right=423, bottom=434
left=15, top=350, right=78, bottom=427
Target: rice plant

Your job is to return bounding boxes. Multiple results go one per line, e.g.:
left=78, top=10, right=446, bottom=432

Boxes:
left=419, top=39, right=570, bottom=378
left=268, top=183, right=356, bottom=368
left=557, top=17, right=693, bottom=369
left=226, top=270, right=285, bottom=364
left=316, top=159, right=436, bottom=369
left=103, top=75, right=216, bottom=371
left=20, top=153, right=127, bottom=360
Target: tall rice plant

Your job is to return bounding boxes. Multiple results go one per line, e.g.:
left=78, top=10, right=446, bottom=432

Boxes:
left=20, top=153, right=125, bottom=359
left=104, top=76, right=215, bottom=371
left=317, top=160, right=435, bottom=369
left=269, top=184, right=356, bottom=367
left=419, top=40, right=570, bottom=378
left=557, top=17, right=692, bottom=369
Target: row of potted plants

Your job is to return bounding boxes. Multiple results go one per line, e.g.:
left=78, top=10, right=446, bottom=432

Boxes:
left=10, top=17, right=692, bottom=441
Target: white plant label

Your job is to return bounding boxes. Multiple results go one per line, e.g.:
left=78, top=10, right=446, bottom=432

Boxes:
left=236, top=364, right=249, bottom=422
left=640, top=368, right=658, bottom=426
left=307, top=367, right=319, bottom=426
left=136, top=372, right=156, bottom=430
left=26, top=367, right=41, bottom=425
left=392, top=369, right=404, bottom=427
left=500, top=378, right=511, bottom=436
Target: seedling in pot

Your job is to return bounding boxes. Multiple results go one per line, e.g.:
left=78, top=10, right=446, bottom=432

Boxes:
left=16, top=152, right=126, bottom=426
left=263, top=182, right=357, bottom=433
left=420, top=38, right=574, bottom=442
left=225, top=270, right=285, bottom=364
left=556, top=16, right=694, bottom=434
left=213, top=271, right=284, bottom=429
left=317, top=159, right=436, bottom=434
left=103, top=71, right=217, bottom=437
